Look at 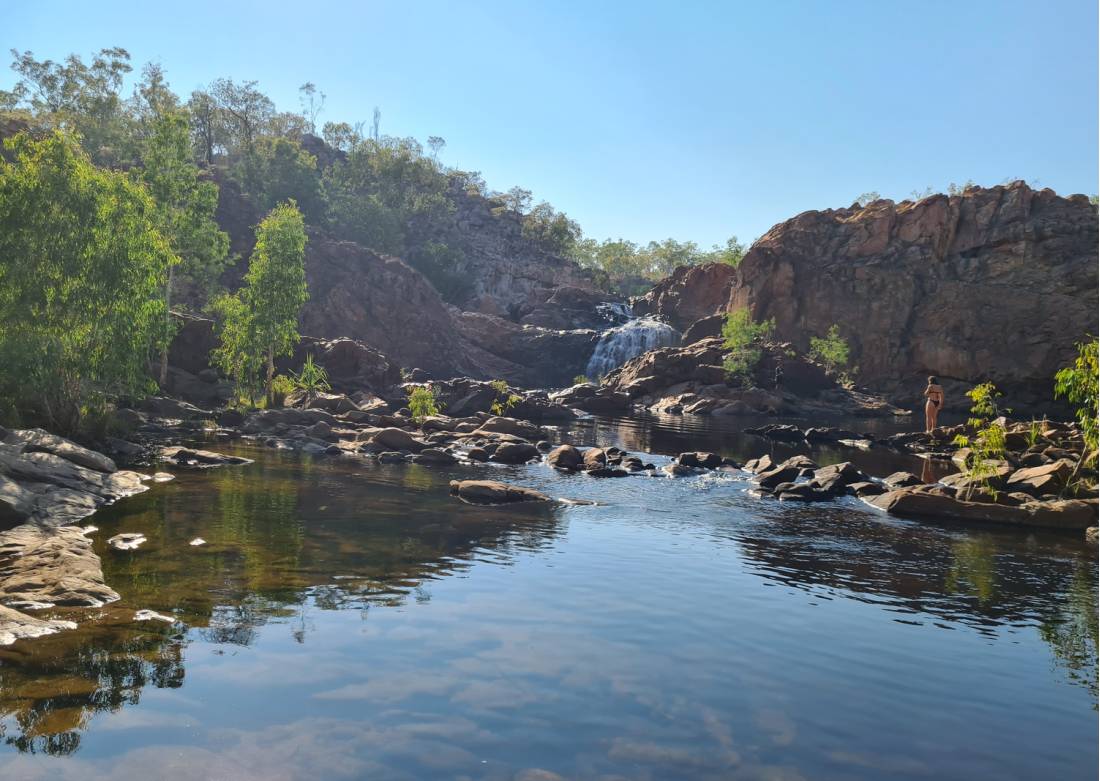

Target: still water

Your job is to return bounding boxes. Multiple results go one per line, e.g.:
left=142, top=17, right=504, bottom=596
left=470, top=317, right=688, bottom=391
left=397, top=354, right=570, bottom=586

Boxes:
left=1, top=415, right=1096, bottom=780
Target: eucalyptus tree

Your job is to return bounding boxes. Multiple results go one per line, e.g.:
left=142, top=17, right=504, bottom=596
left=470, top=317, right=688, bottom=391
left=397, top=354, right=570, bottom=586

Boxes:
left=212, top=202, right=308, bottom=405
left=0, top=131, right=176, bottom=432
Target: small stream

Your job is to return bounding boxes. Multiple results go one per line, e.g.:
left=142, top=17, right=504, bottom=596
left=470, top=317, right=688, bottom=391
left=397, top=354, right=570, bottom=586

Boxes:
left=0, top=413, right=1095, bottom=780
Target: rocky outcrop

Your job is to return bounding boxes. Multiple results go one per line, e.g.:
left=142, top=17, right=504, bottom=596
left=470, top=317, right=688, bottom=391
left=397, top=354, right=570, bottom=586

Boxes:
left=448, top=480, right=550, bottom=504
left=598, top=338, right=905, bottom=417
left=409, top=180, right=601, bottom=319
left=635, top=264, right=738, bottom=331
left=717, top=183, right=1098, bottom=411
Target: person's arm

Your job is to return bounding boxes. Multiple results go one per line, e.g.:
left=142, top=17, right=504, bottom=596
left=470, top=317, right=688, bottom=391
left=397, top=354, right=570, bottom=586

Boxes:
left=923, top=386, right=931, bottom=398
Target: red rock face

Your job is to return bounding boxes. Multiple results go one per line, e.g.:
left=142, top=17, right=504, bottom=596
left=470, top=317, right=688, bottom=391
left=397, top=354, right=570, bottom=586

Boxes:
left=635, top=263, right=738, bottom=331
left=649, top=184, right=1099, bottom=410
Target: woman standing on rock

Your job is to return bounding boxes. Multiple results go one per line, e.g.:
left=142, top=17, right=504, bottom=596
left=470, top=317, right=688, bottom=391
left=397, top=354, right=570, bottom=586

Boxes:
left=924, top=376, right=945, bottom=432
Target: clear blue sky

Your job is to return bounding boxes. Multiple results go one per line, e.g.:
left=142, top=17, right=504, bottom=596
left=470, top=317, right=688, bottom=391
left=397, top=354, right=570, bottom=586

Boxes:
left=6, top=0, right=1097, bottom=246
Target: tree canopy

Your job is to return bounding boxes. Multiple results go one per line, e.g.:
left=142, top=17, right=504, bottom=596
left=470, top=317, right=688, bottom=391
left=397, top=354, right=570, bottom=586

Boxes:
left=0, top=130, right=176, bottom=431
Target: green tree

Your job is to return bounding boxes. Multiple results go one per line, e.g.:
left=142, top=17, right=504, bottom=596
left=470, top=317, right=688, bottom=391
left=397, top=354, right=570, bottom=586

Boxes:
left=406, top=385, right=441, bottom=422
left=245, top=136, right=322, bottom=219
left=809, top=324, right=850, bottom=375
left=952, top=382, right=1009, bottom=500
left=721, top=308, right=774, bottom=384
left=140, top=110, right=230, bottom=384
left=2, top=47, right=134, bottom=164
left=855, top=191, right=881, bottom=206
left=0, top=131, right=176, bottom=432
left=212, top=202, right=308, bottom=405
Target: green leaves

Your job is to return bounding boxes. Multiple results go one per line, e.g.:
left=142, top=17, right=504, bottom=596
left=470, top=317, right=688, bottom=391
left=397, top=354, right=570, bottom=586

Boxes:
left=406, top=386, right=442, bottom=423
left=0, top=131, right=175, bottom=432
left=721, top=309, right=775, bottom=384
left=1054, top=338, right=1098, bottom=456
left=809, top=324, right=850, bottom=375
left=211, top=202, right=308, bottom=406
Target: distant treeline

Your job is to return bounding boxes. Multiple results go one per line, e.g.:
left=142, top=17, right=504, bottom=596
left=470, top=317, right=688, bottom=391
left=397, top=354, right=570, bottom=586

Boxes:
left=0, top=47, right=741, bottom=298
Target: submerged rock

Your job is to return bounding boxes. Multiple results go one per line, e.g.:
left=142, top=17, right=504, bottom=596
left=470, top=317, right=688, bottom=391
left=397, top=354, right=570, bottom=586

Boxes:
left=0, top=524, right=119, bottom=608
left=0, top=604, right=78, bottom=646
left=448, top=480, right=551, bottom=504
left=160, top=447, right=253, bottom=469
left=107, top=533, right=147, bottom=551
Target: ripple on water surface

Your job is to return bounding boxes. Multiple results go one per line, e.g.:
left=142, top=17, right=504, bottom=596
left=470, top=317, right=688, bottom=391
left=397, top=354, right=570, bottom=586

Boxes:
left=0, top=414, right=1095, bottom=781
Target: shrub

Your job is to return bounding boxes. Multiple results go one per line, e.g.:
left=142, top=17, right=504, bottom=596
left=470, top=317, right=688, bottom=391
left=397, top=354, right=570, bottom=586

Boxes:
left=269, top=374, right=296, bottom=407
left=809, top=324, right=850, bottom=375
left=1054, top=337, right=1098, bottom=458
left=952, top=382, right=1009, bottom=500
left=407, top=385, right=441, bottom=423
left=721, top=309, right=774, bottom=385
left=489, top=379, right=522, bottom=416
left=573, top=375, right=592, bottom=385
left=289, top=354, right=331, bottom=404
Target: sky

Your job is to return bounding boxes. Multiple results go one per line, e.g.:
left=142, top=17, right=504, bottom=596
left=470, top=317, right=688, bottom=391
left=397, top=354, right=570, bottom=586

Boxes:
left=5, top=0, right=1098, bottom=247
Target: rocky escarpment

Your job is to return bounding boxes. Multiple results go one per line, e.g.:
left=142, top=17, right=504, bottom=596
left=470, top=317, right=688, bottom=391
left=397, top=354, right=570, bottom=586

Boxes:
left=410, top=180, right=602, bottom=320
left=296, top=232, right=600, bottom=387
left=638, top=183, right=1098, bottom=411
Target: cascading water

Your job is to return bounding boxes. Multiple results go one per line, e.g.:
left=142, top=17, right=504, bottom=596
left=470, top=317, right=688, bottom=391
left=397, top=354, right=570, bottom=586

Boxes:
left=585, top=314, right=680, bottom=379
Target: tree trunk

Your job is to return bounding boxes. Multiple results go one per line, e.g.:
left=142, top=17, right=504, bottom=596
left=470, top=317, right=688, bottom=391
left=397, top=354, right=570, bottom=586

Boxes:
left=265, top=345, right=275, bottom=407
left=158, top=265, right=175, bottom=388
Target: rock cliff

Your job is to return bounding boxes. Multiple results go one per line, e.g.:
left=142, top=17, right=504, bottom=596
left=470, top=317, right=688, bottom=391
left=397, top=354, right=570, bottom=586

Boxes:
left=640, top=183, right=1098, bottom=410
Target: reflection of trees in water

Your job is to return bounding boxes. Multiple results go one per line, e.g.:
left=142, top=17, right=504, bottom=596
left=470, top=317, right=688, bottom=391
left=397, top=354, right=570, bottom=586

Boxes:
left=944, top=537, right=998, bottom=604
left=1039, top=561, right=1098, bottom=705
left=1, top=449, right=565, bottom=753
left=0, top=619, right=186, bottom=756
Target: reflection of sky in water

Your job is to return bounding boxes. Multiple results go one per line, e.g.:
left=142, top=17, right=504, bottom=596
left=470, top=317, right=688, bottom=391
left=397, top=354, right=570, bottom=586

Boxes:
left=1, top=415, right=1096, bottom=780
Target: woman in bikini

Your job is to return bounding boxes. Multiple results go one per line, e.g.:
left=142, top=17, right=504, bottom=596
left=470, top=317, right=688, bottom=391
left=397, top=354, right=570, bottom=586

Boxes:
left=923, top=376, right=945, bottom=432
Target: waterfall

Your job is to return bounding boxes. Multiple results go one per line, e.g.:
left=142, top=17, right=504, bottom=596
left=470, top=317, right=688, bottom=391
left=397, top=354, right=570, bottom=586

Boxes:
left=585, top=316, right=680, bottom=379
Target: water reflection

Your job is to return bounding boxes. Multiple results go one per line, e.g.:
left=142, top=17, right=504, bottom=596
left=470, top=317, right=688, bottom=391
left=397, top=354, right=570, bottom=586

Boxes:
left=0, top=417, right=1095, bottom=778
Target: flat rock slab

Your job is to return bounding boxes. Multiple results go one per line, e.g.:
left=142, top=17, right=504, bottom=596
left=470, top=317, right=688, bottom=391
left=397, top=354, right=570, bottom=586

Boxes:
left=160, top=447, right=253, bottom=469
left=449, top=480, right=550, bottom=504
left=0, top=603, right=78, bottom=646
left=869, top=488, right=1099, bottom=530
left=0, top=523, right=119, bottom=608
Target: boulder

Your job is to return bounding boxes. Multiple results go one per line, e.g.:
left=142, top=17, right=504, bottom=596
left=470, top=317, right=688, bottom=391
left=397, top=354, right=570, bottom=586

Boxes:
left=883, top=471, right=923, bottom=489
left=1, top=603, right=78, bottom=646
left=1005, top=458, right=1076, bottom=495
left=412, top=448, right=458, bottom=465
left=369, top=428, right=429, bottom=453
left=846, top=481, right=885, bottom=497
left=811, top=462, right=868, bottom=494
left=678, top=452, right=723, bottom=469
left=547, top=444, right=583, bottom=471
left=473, top=416, right=543, bottom=441
left=448, top=480, right=551, bottom=504
left=587, top=467, right=630, bottom=478
left=582, top=448, right=607, bottom=470
left=490, top=442, right=540, bottom=464
left=466, top=447, right=489, bottom=462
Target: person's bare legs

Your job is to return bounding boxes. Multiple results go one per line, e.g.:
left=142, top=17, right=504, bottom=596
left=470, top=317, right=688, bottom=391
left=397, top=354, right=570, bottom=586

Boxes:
left=925, top=399, right=935, bottom=432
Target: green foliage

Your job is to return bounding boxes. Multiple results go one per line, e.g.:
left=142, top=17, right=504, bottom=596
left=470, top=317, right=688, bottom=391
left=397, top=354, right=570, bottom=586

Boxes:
left=1054, top=337, right=1099, bottom=456
left=720, top=309, right=775, bottom=384
left=809, top=324, right=850, bottom=375
left=952, top=382, right=1009, bottom=500
left=521, top=201, right=582, bottom=254
left=241, top=136, right=322, bottom=220
left=268, top=374, right=296, bottom=407
left=855, top=191, right=881, bottom=206
left=406, top=385, right=441, bottom=423
left=2, top=47, right=134, bottom=164
left=571, top=235, right=746, bottom=295
left=488, top=379, right=522, bottom=416
left=573, top=375, right=592, bottom=385
left=212, top=202, right=308, bottom=406
left=0, top=131, right=176, bottom=433
left=289, top=354, right=331, bottom=403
